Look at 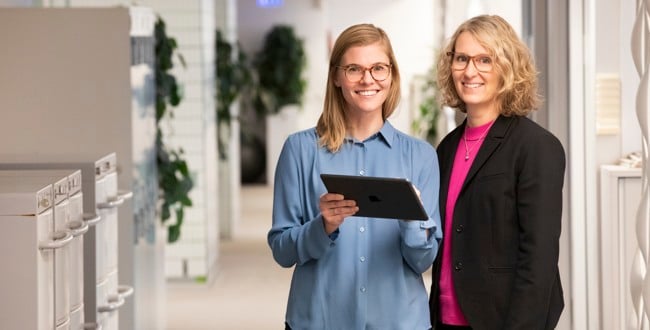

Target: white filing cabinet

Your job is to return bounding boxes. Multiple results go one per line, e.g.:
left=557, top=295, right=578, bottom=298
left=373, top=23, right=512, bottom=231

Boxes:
left=0, top=177, right=72, bottom=329
left=0, top=8, right=161, bottom=329
left=0, top=169, right=91, bottom=329
left=0, top=153, right=133, bottom=330
left=599, top=165, right=643, bottom=330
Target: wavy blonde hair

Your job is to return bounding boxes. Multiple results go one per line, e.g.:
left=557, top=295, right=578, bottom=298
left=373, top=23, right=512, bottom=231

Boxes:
left=316, top=23, right=401, bottom=152
left=436, top=15, right=541, bottom=116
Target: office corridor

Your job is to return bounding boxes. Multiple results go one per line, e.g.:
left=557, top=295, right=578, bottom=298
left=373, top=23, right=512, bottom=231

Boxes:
left=166, top=184, right=292, bottom=330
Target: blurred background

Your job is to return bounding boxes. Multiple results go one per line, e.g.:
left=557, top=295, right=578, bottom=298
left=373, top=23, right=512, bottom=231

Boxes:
left=0, top=0, right=645, bottom=329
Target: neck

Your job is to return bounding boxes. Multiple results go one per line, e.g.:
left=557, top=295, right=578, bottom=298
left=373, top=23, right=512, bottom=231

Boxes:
left=346, top=112, right=384, bottom=141
left=466, top=105, right=499, bottom=127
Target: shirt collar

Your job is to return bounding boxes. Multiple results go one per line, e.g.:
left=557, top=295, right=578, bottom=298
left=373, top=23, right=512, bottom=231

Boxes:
left=344, top=121, right=395, bottom=147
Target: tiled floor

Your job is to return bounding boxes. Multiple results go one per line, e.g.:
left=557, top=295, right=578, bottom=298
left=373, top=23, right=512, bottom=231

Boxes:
left=165, top=184, right=293, bottom=330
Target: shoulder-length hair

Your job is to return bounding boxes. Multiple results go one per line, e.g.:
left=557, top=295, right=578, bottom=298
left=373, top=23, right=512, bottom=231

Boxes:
left=316, top=23, right=401, bottom=152
left=436, top=15, right=541, bottom=116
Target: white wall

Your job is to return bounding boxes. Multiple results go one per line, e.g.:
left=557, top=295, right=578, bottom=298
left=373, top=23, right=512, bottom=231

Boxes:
left=326, top=0, right=439, bottom=133
left=620, top=0, right=641, bottom=156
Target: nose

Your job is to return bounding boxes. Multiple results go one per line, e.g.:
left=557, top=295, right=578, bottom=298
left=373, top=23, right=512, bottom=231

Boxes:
left=360, top=69, right=374, bottom=83
left=463, top=59, right=479, bottom=75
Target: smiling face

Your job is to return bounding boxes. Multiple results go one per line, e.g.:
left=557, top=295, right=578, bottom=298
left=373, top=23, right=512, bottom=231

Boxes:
left=452, top=31, right=500, bottom=115
left=334, top=42, right=391, bottom=117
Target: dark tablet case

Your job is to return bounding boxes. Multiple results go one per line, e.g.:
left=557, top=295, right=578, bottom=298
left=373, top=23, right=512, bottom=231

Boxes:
left=320, top=174, right=428, bottom=220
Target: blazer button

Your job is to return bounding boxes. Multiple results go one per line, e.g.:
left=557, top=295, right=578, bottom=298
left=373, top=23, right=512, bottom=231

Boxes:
left=454, top=262, right=463, bottom=271
left=456, top=225, right=464, bottom=233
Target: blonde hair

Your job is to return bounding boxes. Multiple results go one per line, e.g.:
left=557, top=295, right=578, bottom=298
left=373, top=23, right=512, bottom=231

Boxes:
left=316, top=23, right=401, bottom=152
left=436, top=15, right=541, bottom=116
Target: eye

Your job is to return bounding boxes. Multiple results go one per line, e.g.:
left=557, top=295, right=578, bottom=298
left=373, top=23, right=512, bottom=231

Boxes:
left=454, top=54, right=469, bottom=63
left=346, top=65, right=362, bottom=74
left=372, top=64, right=388, bottom=73
left=477, top=56, right=492, bottom=65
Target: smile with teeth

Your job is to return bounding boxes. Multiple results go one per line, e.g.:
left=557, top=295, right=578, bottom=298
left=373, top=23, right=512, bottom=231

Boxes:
left=463, top=82, right=483, bottom=88
left=357, top=90, right=378, bottom=96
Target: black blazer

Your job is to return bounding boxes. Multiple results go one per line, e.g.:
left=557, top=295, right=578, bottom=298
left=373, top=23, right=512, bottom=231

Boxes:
left=429, top=115, right=565, bottom=330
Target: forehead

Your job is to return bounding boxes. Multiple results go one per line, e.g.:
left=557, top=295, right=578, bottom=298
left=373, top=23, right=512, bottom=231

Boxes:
left=340, top=42, right=389, bottom=65
left=454, top=31, right=489, bottom=54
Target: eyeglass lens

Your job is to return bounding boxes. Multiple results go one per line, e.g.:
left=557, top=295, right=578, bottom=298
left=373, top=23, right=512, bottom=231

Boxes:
left=342, top=64, right=391, bottom=82
left=449, top=52, right=493, bottom=72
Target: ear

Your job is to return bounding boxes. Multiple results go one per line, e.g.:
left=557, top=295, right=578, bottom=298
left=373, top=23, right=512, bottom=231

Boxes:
left=334, top=76, right=341, bottom=87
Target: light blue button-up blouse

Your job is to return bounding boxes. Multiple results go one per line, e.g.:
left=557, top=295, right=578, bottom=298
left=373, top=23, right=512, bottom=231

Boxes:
left=268, top=122, right=442, bottom=330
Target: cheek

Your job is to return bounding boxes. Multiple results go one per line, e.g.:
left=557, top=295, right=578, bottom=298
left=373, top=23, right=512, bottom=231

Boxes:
left=451, top=71, right=462, bottom=84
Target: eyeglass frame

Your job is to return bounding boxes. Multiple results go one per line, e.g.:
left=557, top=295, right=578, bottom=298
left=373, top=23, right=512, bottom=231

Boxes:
left=335, top=63, right=393, bottom=82
left=446, top=52, right=494, bottom=73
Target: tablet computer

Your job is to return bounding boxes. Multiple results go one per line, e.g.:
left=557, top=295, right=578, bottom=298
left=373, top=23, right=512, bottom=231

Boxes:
left=320, top=173, right=428, bottom=220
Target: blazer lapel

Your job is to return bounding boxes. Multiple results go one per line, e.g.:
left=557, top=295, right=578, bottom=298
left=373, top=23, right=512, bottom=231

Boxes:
left=462, top=115, right=514, bottom=190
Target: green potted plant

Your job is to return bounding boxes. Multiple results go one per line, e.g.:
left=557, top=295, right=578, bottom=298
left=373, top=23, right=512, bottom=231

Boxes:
left=251, top=25, right=308, bottom=184
left=411, top=64, right=441, bottom=146
left=216, top=30, right=252, bottom=160
left=253, top=25, right=307, bottom=115
left=155, top=16, right=194, bottom=243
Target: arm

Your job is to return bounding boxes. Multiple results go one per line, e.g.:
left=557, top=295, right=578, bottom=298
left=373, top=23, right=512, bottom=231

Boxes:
left=399, top=145, right=443, bottom=274
left=503, top=133, right=566, bottom=329
left=267, top=136, right=339, bottom=268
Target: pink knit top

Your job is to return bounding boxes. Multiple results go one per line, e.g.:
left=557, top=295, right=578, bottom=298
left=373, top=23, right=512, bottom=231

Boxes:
left=438, top=121, right=493, bottom=325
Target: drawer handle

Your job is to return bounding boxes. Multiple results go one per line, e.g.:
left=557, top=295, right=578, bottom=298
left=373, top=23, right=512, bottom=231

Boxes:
left=96, top=196, right=125, bottom=209
left=68, top=219, right=89, bottom=237
left=39, top=230, right=73, bottom=250
left=117, top=284, right=134, bottom=299
left=83, top=213, right=102, bottom=226
left=97, top=295, right=125, bottom=313
left=81, top=322, right=102, bottom=330
left=118, top=190, right=133, bottom=200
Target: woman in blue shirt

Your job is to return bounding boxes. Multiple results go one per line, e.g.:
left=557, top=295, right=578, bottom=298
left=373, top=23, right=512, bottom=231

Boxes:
left=268, top=23, right=442, bottom=330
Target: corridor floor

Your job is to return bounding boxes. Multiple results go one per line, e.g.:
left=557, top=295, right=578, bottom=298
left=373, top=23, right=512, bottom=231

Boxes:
left=165, top=184, right=292, bottom=330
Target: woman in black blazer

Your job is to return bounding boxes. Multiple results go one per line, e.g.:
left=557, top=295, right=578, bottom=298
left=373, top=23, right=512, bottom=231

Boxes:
left=429, top=15, right=565, bottom=330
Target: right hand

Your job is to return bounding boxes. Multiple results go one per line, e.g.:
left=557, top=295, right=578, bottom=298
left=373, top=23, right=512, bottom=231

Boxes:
left=319, top=193, right=358, bottom=234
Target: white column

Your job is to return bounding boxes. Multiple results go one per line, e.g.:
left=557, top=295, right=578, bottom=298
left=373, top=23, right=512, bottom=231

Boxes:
left=631, top=1, right=650, bottom=328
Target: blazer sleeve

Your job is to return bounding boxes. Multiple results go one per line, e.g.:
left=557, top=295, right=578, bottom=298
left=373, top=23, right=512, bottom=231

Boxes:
left=503, top=129, right=566, bottom=329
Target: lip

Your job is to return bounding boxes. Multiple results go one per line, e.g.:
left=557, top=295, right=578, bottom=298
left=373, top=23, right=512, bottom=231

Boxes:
left=462, top=82, right=484, bottom=88
left=356, top=89, right=379, bottom=96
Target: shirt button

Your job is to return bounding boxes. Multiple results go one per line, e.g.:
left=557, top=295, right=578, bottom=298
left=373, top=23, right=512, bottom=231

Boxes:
left=360, top=287, right=366, bottom=293
left=456, top=225, right=464, bottom=233
left=359, top=226, right=365, bottom=232
left=359, top=170, right=365, bottom=175
left=360, top=256, right=366, bottom=262
left=454, top=262, right=463, bottom=271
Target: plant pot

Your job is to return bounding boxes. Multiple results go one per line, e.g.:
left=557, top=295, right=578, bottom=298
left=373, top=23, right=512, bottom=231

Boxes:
left=240, top=131, right=266, bottom=184
left=266, top=104, right=300, bottom=186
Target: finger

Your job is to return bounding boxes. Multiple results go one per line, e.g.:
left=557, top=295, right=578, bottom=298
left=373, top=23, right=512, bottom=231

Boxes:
left=321, top=193, right=345, bottom=202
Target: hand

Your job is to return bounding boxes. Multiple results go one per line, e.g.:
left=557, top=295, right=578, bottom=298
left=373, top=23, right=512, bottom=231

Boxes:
left=320, top=193, right=358, bottom=234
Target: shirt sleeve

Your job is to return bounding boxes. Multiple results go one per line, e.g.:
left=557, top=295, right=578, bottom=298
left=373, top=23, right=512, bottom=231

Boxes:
left=399, top=143, right=443, bottom=274
left=267, top=135, right=334, bottom=268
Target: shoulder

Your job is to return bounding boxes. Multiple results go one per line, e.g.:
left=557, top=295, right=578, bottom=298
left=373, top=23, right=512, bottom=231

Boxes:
left=392, top=128, right=436, bottom=155
left=284, top=127, right=318, bottom=146
left=509, top=116, right=565, bottom=162
left=513, top=117, right=563, bottom=148
left=279, top=127, right=319, bottom=158
left=393, top=130, right=438, bottom=159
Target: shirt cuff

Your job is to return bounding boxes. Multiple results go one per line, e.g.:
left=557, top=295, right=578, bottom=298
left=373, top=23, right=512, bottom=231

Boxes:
left=399, top=218, right=436, bottom=242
